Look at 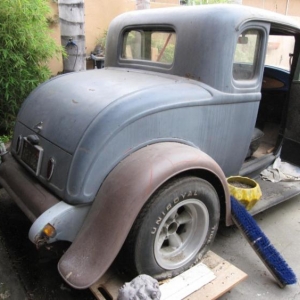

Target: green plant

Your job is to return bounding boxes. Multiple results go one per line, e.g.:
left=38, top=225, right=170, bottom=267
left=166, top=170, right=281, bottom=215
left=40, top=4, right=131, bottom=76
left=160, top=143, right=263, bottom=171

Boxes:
left=0, top=134, right=11, bottom=144
left=151, top=33, right=176, bottom=64
left=47, top=14, right=59, bottom=27
left=0, top=0, right=64, bottom=135
left=95, top=30, right=108, bottom=54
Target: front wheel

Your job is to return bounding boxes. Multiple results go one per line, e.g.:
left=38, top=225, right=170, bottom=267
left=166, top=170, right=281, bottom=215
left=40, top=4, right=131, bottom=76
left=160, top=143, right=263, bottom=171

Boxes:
left=120, top=176, right=220, bottom=280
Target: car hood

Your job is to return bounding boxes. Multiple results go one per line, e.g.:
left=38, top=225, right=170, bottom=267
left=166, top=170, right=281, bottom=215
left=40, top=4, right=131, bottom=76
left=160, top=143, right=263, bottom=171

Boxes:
left=17, top=68, right=188, bottom=153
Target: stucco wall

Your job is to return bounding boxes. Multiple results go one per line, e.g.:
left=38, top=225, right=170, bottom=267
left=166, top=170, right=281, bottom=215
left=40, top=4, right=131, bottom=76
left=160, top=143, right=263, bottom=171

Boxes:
left=48, top=2, right=63, bottom=75
left=48, top=0, right=179, bottom=74
left=243, top=0, right=300, bottom=16
left=48, top=0, right=300, bottom=75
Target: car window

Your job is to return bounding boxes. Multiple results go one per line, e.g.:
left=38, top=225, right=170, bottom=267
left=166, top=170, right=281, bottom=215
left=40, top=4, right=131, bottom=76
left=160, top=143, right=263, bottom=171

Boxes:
left=122, top=29, right=176, bottom=64
left=265, top=35, right=295, bottom=72
left=233, top=29, right=261, bottom=80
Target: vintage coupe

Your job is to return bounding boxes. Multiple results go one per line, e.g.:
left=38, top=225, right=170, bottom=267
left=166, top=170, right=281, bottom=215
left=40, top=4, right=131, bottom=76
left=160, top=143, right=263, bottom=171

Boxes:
left=1, top=4, right=300, bottom=289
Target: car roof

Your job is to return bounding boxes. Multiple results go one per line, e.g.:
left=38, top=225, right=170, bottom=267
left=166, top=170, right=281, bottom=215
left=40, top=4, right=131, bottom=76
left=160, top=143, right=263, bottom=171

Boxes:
left=105, top=4, right=300, bottom=93
left=112, top=4, right=300, bottom=34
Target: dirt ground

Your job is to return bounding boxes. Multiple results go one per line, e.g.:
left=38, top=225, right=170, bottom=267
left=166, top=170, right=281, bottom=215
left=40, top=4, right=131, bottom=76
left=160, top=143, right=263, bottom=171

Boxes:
left=0, top=189, right=96, bottom=300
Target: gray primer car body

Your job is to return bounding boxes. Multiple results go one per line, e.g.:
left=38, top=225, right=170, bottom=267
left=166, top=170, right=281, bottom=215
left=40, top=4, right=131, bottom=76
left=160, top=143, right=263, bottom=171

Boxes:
left=1, top=4, right=300, bottom=289
left=15, top=69, right=256, bottom=202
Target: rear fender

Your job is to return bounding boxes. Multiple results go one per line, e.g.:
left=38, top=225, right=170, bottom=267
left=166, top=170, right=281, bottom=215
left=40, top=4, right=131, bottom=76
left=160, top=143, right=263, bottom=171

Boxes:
left=58, top=142, right=230, bottom=289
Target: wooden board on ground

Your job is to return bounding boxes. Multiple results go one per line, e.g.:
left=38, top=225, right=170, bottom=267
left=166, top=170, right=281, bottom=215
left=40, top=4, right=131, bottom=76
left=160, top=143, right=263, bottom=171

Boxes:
left=185, top=251, right=247, bottom=300
left=90, top=251, right=247, bottom=300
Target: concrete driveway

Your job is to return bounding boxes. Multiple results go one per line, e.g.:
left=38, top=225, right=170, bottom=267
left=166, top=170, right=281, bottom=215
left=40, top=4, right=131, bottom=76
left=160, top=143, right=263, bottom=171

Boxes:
left=212, top=195, right=300, bottom=300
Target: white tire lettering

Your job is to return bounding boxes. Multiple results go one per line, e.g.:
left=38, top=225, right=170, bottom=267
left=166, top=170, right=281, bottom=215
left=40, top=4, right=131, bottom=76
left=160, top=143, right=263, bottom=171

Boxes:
left=152, top=190, right=199, bottom=234
left=156, top=217, right=162, bottom=225
left=207, top=225, right=216, bottom=243
left=173, top=197, right=179, bottom=204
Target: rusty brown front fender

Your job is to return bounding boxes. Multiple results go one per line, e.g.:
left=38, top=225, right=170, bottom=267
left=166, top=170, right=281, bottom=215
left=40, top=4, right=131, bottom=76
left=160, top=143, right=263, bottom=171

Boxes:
left=58, top=142, right=230, bottom=289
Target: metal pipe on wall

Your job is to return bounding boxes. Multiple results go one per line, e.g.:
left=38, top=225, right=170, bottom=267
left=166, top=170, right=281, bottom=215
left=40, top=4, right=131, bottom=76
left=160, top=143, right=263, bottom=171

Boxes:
left=285, top=0, right=290, bottom=15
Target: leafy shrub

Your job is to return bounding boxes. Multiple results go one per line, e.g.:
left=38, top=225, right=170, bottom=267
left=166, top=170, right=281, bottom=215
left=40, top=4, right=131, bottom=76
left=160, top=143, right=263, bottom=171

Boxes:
left=0, top=0, right=63, bottom=135
left=95, top=29, right=108, bottom=55
left=0, top=134, right=10, bottom=144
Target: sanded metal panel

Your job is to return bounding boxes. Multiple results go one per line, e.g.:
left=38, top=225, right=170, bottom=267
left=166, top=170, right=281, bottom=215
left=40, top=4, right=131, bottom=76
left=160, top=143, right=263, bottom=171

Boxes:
left=58, top=142, right=230, bottom=289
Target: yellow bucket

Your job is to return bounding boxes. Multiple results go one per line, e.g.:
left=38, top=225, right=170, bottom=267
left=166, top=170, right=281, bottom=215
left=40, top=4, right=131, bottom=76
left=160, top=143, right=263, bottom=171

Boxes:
left=227, top=176, right=262, bottom=210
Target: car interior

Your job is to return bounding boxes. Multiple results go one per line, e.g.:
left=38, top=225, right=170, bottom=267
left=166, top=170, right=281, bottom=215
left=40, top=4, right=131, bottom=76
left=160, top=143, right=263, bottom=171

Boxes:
left=244, top=33, right=295, bottom=164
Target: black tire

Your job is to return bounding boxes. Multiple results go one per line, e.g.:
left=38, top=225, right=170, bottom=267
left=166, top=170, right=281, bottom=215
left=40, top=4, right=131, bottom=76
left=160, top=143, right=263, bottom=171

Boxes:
left=120, top=176, right=220, bottom=280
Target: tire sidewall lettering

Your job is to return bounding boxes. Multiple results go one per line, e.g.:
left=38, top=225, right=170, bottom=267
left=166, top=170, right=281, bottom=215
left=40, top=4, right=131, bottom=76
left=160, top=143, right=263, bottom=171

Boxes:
left=124, top=176, right=220, bottom=280
left=151, top=190, right=200, bottom=235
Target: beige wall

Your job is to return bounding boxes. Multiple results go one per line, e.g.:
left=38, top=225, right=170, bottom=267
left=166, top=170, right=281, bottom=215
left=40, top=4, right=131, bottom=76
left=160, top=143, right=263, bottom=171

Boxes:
left=48, top=0, right=300, bottom=75
left=48, top=0, right=179, bottom=74
left=48, top=1, right=63, bottom=75
left=243, top=0, right=300, bottom=16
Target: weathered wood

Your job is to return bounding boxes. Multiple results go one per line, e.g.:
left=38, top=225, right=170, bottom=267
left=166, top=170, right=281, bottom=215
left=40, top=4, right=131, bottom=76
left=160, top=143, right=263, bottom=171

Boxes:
left=160, top=262, right=215, bottom=300
left=58, top=0, right=86, bottom=72
left=186, top=251, right=248, bottom=300
left=89, top=251, right=247, bottom=300
left=90, top=269, right=124, bottom=300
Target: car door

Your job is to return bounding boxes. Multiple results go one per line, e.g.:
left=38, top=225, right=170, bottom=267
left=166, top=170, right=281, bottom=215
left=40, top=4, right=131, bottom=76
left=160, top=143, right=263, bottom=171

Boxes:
left=281, top=35, right=300, bottom=166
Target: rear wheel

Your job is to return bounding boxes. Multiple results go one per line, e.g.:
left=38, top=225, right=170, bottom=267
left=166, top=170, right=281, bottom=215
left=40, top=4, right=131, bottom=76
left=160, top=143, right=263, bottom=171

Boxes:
left=120, top=176, right=220, bottom=280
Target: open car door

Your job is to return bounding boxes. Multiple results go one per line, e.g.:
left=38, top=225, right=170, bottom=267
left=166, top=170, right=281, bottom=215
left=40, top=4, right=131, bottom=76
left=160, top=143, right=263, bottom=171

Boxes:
left=281, top=37, right=300, bottom=166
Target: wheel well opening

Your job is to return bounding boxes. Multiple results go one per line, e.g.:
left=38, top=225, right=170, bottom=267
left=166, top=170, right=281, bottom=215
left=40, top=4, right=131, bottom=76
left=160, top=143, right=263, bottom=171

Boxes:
left=170, top=170, right=227, bottom=223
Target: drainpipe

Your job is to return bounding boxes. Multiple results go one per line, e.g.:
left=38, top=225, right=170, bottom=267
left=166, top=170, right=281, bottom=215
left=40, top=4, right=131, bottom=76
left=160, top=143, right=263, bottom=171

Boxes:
left=58, top=0, right=86, bottom=73
left=136, top=0, right=150, bottom=10
left=285, top=0, right=290, bottom=15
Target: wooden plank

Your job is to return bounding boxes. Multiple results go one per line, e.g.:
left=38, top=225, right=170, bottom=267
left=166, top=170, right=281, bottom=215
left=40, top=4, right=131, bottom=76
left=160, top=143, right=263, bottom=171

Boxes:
left=160, top=262, right=216, bottom=300
left=90, top=269, right=124, bottom=300
left=185, top=251, right=248, bottom=300
left=90, top=251, right=247, bottom=300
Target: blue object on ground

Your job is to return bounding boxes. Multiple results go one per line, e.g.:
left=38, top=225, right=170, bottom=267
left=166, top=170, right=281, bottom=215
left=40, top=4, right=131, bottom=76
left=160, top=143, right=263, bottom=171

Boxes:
left=230, top=196, right=297, bottom=288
